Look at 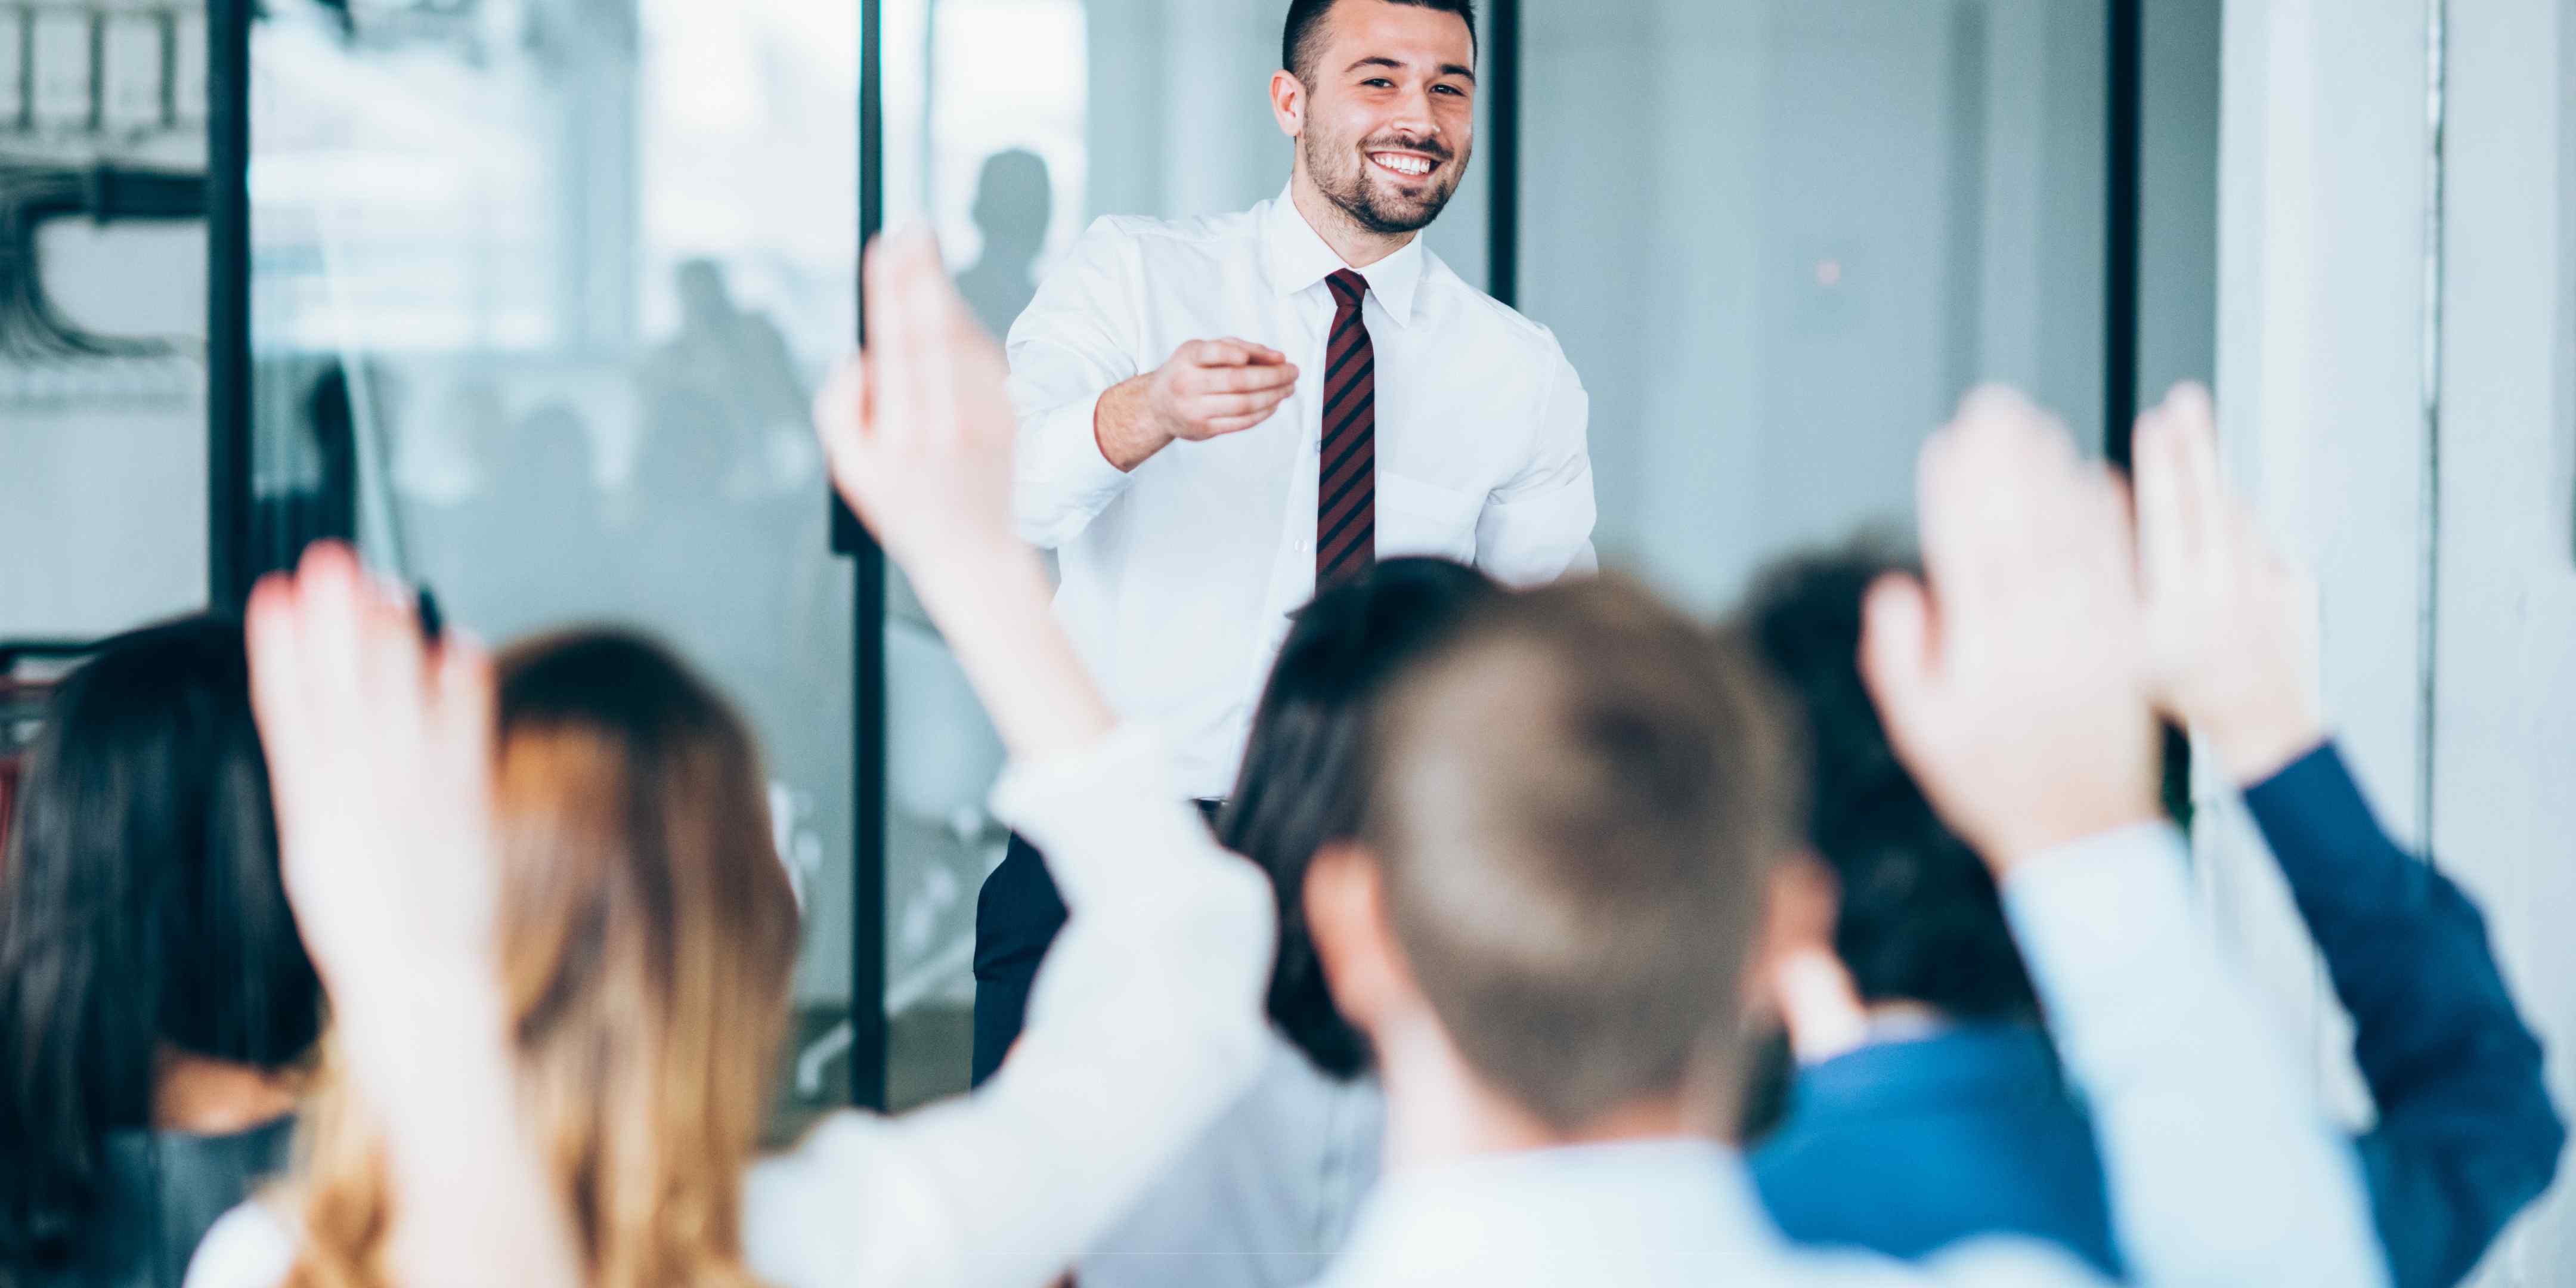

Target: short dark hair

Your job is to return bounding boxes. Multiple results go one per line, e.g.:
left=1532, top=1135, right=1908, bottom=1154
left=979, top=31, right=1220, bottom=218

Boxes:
left=1738, top=543, right=2040, bottom=1020
left=1361, top=578, right=1803, bottom=1131
left=1282, top=0, right=1478, bottom=85
left=1219, top=558, right=1502, bottom=1080
left=0, top=617, right=321, bottom=1271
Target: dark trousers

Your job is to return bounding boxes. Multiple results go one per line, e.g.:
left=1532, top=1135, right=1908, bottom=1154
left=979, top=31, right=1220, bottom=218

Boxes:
left=970, top=800, right=1225, bottom=1086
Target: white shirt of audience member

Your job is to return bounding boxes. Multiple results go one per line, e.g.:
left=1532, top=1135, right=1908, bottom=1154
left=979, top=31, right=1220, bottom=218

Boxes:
left=1008, top=188, right=1598, bottom=798
left=1078, top=1033, right=1385, bottom=1288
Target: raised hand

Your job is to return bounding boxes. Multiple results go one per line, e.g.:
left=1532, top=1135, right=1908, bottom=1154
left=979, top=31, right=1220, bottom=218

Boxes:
left=816, top=228, right=1023, bottom=574
left=244, top=542, right=577, bottom=1288
left=1859, top=386, right=2162, bottom=873
left=815, top=231, right=1116, bottom=760
left=2133, top=382, right=2325, bottom=783
left=244, top=541, right=499, bottom=1011
left=1094, top=337, right=1301, bottom=470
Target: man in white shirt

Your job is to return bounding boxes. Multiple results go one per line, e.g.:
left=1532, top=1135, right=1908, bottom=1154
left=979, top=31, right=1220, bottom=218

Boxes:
left=1293, top=389, right=2391, bottom=1287
left=975, top=0, right=1594, bottom=1080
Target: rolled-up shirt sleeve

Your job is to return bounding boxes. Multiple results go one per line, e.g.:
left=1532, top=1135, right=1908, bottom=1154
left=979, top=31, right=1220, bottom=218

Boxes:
left=1474, top=336, right=1597, bottom=584
left=1010, top=217, right=1150, bottom=549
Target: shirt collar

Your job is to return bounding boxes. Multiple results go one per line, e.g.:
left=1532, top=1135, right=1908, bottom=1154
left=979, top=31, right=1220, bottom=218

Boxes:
left=1261, top=184, right=1427, bottom=327
left=1324, top=1139, right=1784, bottom=1283
left=1785, top=1020, right=2068, bottom=1123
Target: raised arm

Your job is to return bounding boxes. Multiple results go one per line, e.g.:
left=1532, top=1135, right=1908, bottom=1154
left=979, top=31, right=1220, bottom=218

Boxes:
left=239, top=546, right=580, bottom=1288
left=756, top=230, right=1274, bottom=1288
left=2134, top=389, right=2568, bottom=1287
left=1862, top=386, right=2387, bottom=1288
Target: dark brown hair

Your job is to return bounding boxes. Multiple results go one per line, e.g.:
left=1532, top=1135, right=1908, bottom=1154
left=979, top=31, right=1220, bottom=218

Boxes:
left=0, top=617, right=318, bottom=1275
left=1283, top=0, right=1477, bottom=85
left=1221, top=557, right=1501, bottom=1080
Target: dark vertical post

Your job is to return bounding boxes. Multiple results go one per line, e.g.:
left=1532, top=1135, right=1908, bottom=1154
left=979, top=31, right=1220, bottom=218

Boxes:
left=206, top=0, right=252, bottom=609
left=159, top=8, right=177, bottom=131
left=2106, top=0, right=2187, bottom=821
left=2105, top=0, right=2144, bottom=467
left=1485, top=0, right=1519, bottom=308
left=846, top=0, right=890, bottom=1114
left=16, top=8, right=33, bottom=129
left=85, top=8, right=102, bottom=134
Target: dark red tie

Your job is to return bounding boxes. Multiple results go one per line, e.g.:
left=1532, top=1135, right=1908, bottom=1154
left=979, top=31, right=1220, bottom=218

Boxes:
left=1318, top=269, right=1376, bottom=586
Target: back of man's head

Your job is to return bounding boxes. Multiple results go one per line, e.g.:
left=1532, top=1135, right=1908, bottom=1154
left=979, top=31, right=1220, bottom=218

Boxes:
left=1358, top=577, right=1801, bottom=1132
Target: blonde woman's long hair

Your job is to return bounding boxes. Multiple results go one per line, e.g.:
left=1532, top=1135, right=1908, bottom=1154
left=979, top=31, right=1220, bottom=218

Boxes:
left=282, top=631, right=801, bottom=1288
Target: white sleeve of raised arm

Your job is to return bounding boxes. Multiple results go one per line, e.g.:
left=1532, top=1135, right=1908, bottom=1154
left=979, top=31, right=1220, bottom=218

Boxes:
left=745, top=727, right=1274, bottom=1288
left=2001, top=824, right=2388, bottom=1288
left=182, top=1202, right=296, bottom=1288
left=1009, top=218, right=1149, bottom=549
left=1473, top=336, right=1597, bottom=584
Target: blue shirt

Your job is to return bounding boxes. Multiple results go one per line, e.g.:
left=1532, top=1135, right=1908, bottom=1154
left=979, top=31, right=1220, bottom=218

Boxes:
left=1752, top=742, right=2567, bottom=1287
left=1754, top=1023, right=2117, bottom=1276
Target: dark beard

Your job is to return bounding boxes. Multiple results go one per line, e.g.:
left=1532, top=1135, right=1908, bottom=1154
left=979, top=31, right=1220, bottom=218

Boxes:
left=1304, top=132, right=1463, bottom=235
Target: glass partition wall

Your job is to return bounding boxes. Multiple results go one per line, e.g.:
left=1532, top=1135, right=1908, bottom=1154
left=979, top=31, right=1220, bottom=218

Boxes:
left=240, top=0, right=863, bottom=1132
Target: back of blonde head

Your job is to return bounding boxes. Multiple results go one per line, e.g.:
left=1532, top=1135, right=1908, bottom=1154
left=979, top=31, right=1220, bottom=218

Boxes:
left=284, top=631, right=800, bottom=1288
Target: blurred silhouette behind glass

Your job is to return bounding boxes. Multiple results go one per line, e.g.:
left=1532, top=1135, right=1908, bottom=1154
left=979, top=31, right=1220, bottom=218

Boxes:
left=954, top=149, right=1052, bottom=339
left=654, top=259, right=810, bottom=475
left=249, top=0, right=860, bottom=1131
left=442, top=398, right=618, bottom=645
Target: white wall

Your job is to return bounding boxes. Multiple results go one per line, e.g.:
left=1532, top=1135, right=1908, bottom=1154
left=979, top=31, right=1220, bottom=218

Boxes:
left=2206, top=0, right=2434, bottom=995
left=1521, top=0, right=2110, bottom=615
left=2438, top=0, right=2576, bottom=1278
left=2213, top=1, right=2576, bottom=1281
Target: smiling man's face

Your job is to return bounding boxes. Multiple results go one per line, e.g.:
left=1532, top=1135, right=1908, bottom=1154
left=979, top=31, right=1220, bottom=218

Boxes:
left=1292, top=1, right=1477, bottom=236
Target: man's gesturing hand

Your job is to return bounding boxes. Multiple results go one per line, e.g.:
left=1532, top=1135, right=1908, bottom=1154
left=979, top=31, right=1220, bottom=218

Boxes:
left=2134, top=382, right=2324, bottom=784
left=1860, top=386, right=2163, bottom=875
left=1095, top=338, right=1300, bottom=470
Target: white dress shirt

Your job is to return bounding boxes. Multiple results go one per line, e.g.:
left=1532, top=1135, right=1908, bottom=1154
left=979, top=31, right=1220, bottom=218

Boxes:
left=1314, top=825, right=2392, bottom=1288
left=1078, top=1033, right=1385, bottom=1288
left=1009, top=188, right=1597, bottom=797
left=186, top=728, right=1277, bottom=1288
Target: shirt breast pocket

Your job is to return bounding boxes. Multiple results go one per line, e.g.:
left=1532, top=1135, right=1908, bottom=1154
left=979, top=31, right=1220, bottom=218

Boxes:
left=1375, top=473, right=1485, bottom=564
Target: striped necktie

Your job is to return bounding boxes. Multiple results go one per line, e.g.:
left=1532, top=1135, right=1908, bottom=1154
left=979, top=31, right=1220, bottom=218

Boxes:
left=1319, top=268, right=1377, bottom=586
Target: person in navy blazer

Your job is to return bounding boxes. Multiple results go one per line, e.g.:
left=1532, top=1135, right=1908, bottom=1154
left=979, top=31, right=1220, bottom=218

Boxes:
left=1738, top=389, right=2565, bottom=1288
